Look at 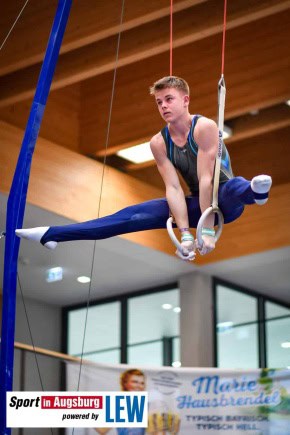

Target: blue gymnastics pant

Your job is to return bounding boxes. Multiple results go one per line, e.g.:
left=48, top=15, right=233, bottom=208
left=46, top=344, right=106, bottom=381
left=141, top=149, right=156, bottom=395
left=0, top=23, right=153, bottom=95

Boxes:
left=41, top=177, right=257, bottom=245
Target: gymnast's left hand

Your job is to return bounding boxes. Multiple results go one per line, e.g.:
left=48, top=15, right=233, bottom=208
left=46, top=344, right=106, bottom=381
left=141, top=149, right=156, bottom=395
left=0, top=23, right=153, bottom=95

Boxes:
left=197, top=235, right=216, bottom=255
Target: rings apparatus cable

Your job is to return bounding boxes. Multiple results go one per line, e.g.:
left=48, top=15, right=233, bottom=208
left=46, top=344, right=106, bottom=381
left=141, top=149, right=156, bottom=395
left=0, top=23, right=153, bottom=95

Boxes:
left=74, top=0, right=126, bottom=405
left=0, top=0, right=30, bottom=52
left=170, top=0, right=173, bottom=75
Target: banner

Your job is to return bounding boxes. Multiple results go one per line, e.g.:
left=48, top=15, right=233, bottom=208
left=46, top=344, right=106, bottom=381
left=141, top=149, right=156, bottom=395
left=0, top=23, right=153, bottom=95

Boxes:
left=66, top=362, right=290, bottom=434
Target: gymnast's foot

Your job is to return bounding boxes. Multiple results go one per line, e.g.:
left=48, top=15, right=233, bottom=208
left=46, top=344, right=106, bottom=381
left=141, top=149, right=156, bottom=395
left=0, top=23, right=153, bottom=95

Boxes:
left=15, top=227, right=57, bottom=250
left=251, top=175, right=272, bottom=205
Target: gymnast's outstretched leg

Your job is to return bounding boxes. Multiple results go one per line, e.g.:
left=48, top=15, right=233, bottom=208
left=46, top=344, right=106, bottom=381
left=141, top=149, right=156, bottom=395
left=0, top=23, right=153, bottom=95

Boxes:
left=15, top=175, right=271, bottom=249
left=16, top=197, right=196, bottom=249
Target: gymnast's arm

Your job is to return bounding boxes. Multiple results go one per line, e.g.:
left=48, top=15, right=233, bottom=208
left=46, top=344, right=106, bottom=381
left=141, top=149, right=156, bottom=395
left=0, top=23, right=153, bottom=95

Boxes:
left=150, top=133, right=194, bottom=253
left=195, top=117, right=218, bottom=255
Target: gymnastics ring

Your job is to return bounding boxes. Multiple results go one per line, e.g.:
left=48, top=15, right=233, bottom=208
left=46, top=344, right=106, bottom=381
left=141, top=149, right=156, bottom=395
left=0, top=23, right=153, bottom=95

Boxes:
left=166, top=217, right=195, bottom=261
left=196, top=206, right=224, bottom=248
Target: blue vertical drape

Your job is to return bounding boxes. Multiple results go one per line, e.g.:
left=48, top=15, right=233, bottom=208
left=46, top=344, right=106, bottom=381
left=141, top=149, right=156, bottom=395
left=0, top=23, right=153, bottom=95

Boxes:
left=0, top=1, right=72, bottom=432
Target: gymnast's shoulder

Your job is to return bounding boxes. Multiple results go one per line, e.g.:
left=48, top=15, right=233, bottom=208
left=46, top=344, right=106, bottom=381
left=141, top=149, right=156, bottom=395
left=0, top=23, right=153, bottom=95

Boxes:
left=150, top=132, right=165, bottom=153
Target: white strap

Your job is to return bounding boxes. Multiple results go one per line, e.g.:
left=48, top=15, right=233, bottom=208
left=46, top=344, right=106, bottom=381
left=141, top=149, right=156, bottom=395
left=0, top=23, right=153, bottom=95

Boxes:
left=196, top=76, right=226, bottom=247
left=212, top=75, right=226, bottom=208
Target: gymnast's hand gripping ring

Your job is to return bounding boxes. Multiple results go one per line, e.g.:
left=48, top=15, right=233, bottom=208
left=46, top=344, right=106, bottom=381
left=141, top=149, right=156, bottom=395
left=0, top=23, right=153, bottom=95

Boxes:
left=196, top=206, right=224, bottom=248
left=166, top=217, right=196, bottom=261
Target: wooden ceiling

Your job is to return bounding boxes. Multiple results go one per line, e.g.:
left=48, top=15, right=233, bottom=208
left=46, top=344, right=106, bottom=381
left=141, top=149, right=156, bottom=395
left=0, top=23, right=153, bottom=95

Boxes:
left=0, top=0, right=289, bottom=262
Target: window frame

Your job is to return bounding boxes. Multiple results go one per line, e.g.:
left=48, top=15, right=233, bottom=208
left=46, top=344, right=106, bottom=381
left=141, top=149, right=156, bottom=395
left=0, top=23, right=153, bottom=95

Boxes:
left=62, top=282, right=179, bottom=366
left=213, top=277, right=290, bottom=369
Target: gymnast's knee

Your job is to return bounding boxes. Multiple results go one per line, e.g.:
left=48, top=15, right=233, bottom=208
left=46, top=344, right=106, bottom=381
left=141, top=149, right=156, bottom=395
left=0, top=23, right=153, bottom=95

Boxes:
left=223, top=205, right=245, bottom=224
left=131, top=212, right=154, bottom=221
left=222, top=176, right=249, bottom=193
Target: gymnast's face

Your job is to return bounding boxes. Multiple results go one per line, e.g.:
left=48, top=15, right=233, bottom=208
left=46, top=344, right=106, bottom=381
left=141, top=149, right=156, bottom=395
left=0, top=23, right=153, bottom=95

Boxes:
left=155, top=87, right=189, bottom=123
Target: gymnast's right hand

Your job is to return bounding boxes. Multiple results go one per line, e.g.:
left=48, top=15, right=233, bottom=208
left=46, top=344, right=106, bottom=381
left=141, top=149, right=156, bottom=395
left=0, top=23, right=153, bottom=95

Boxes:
left=180, top=232, right=195, bottom=257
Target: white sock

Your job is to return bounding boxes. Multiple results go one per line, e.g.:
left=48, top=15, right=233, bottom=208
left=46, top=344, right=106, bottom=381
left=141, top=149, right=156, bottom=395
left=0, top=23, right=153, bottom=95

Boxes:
left=250, top=175, right=272, bottom=205
left=15, top=227, right=57, bottom=250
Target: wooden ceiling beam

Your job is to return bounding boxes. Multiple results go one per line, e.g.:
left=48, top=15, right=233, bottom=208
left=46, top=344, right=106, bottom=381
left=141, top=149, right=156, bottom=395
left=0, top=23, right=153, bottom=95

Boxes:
left=0, top=0, right=207, bottom=76
left=125, top=126, right=290, bottom=191
left=122, top=104, right=290, bottom=170
left=0, top=0, right=289, bottom=107
left=85, top=10, right=290, bottom=156
left=226, top=104, right=290, bottom=144
left=0, top=120, right=164, bottom=222
left=225, top=126, right=290, bottom=188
